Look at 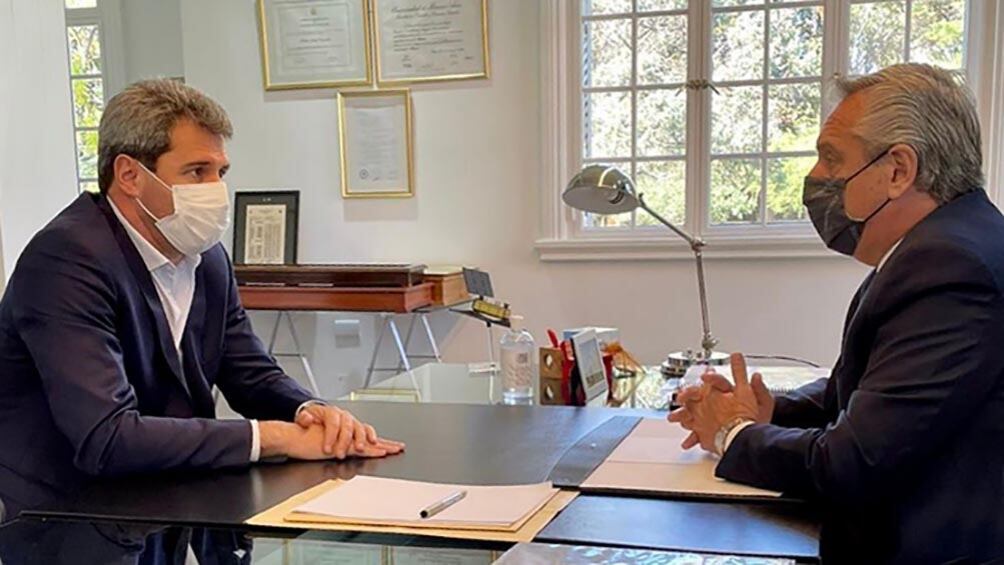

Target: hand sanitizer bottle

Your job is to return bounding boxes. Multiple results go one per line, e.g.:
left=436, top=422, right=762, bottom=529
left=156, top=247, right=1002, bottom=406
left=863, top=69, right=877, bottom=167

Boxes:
left=500, top=316, right=535, bottom=405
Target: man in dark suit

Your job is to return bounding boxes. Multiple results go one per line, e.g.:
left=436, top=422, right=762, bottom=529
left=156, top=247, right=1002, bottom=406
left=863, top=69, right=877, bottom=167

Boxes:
left=670, top=64, right=1004, bottom=562
left=0, top=79, right=403, bottom=525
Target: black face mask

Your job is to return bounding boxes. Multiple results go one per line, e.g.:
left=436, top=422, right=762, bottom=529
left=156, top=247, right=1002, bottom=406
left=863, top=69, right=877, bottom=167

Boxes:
left=803, top=148, right=891, bottom=256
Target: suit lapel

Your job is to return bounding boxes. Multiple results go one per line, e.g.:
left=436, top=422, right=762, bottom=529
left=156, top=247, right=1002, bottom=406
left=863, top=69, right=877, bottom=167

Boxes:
left=181, top=266, right=215, bottom=416
left=836, top=270, right=880, bottom=406
left=95, top=196, right=190, bottom=398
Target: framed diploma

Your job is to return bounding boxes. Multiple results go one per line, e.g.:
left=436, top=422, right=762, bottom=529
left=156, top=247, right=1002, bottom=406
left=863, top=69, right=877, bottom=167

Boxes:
left=373, top=0, right=490, bottom=85
left=337, top=89, right=415, bottom=198
left=257, top=0, right=373, bottom=90
left=233, top=191, right=300, bottom=265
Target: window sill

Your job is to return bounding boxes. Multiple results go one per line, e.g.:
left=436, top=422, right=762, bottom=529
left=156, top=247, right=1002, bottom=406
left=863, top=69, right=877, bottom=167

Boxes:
left=535, top=234, right=843, bottom=261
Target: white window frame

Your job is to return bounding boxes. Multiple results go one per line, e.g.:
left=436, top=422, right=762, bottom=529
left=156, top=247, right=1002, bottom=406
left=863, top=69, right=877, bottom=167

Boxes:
left=537, top=0, right=1004, bottom=261
left=63, top=0, right=125, bottom=193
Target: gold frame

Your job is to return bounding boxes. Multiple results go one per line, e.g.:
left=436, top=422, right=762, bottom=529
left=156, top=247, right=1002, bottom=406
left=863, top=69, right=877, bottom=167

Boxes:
left=337, top=89, right=415, bottom=199
left=257, top=0, right=375, bottom=91
left=372, top=0, right=491, bottom=86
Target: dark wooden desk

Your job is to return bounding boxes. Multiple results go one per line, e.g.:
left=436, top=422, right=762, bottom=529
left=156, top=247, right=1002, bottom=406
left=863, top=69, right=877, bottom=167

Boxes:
left=23, top=403, right=821, bottom=560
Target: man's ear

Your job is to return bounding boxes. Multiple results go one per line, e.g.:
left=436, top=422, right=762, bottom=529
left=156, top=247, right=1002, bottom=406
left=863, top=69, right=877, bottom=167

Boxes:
left=113, top=155, right=142, bottom=198
left=887, top=143, right=919, bottom=199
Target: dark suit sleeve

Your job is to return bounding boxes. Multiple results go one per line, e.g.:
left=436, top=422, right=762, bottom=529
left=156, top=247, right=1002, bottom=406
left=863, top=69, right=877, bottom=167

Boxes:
left=11, top=240, right=253, bottom=476
left=213, top=253, right=315, bottom=421
left=716, top=247, right=1004, bottom=504
left=770, top=377, right=831, bottom=429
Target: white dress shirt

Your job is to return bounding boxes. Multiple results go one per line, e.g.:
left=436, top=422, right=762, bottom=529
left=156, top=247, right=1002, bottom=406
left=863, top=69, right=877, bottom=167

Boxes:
left=108, top=200, right=263, bottom=462
left=721, top=238, right=906, bottom=455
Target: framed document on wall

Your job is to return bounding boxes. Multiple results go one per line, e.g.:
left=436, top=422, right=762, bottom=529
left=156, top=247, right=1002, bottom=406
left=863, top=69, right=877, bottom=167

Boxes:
left=233, top=191, right=300, bottom=265
left=257, top=0, right=373, bottom=90
left=373, top=0, right=490, bottom=85
left=337, top=89, right=415, bottom=199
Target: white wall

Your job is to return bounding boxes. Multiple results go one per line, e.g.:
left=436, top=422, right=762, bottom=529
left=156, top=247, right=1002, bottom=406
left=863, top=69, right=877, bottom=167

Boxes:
left=176, top=0, right=870, bottom=399
left=120, top=0, right=184, bottom=84
left=0, top=0, right=78, bottom=278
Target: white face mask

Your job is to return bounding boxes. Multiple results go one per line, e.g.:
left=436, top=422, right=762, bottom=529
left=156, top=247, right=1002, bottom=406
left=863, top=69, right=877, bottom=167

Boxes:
left=134, top=161, right=231, bottom=257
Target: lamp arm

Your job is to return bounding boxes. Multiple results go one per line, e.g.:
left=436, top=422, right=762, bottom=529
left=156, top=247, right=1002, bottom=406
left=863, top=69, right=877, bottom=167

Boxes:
left=637, top=194, right=719, bottom=359
left=637, top=195, right=702, bottom=249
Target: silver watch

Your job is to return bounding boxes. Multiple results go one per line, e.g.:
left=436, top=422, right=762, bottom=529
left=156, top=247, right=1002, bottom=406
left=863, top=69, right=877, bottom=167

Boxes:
left=714, top=416, right=753, bottom=456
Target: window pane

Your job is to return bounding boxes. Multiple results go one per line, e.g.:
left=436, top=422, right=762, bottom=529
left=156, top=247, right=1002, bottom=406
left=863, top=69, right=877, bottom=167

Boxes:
left=911, top=0, right=966, bottom=69
left=710, top=158, right=761, bottom=224
left=65, top=0, right=97, bottom=8
left=767, top=83, right=819, bottom=153
left=80, top=181, right=100, bottom=194
left=583, top=19, right=632, bottom=88
left=67, top=25, right=102, bottom=75
left=583, top=91, right=632, bottom=158
left=712, top=10, right=764, bottom=82
left=767, top=156, right=813, bottom=222
left=582, top=0, right=631, bottom=16
left=76, top=130, right=99, bottom=179
left=713, top=0, right=763, bottom=7
left=637, top=16, right=687, bottom=85
left=769, top=6, right=823, bottom=79
left=636, top=161, right=685, bottom=226
left=849, top=1, right=906, bottom=75
left=583, top=209, right=633, bottom=228
left=637, top=89, right=686, bottom=156
left=711, top=85, right=762, bottom=154
left=638, top=0, right=687, bottom=11
left=71, top=78, right=104, bottom=128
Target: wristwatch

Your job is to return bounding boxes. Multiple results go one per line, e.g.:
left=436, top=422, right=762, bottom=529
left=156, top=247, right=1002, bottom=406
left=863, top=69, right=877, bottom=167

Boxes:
left=714, top=416, right=754, bottom=457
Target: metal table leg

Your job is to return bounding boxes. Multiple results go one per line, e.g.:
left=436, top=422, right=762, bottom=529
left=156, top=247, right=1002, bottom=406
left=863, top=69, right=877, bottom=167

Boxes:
left=266, top=310, right=321, bottom=398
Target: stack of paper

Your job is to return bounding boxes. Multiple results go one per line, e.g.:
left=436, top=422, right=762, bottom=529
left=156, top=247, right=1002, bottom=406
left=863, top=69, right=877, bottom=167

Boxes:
left=285, top=476, right=560, bottom=532
left=582, top=419, right=781, bottom=499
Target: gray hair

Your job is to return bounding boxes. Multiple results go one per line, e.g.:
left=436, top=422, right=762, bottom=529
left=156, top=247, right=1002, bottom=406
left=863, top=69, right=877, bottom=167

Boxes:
left=832, top=63, right=983, bottom=203
left=97, top=79, right=233, bottom=194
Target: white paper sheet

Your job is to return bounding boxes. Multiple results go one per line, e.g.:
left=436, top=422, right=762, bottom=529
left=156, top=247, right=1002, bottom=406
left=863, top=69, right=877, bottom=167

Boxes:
left=291, top=476, right=558, bottom=528
left=583, top=419, right=781, bottom=498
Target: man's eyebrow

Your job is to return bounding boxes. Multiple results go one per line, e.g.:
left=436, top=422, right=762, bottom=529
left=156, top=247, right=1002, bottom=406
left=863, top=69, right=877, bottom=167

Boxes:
left=180, top=160, right=212, bottom=169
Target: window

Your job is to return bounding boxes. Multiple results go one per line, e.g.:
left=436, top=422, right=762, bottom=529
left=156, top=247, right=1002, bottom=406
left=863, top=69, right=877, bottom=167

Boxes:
left=560, top=0, right=974, bottom=246
left=65, top=0, right=105, bottom=194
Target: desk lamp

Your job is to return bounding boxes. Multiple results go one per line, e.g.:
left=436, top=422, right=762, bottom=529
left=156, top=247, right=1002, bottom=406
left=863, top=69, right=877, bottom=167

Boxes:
left=562, top=165, right=727, bottom=378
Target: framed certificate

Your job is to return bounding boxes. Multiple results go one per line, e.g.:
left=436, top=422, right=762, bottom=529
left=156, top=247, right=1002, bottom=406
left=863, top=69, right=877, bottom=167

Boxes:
left=337, top=89, right=415, bottom=198
left=233, top=191, right=300, bottom=265
left=373, top=0, right=490, bottom=85
left=257, top=0, right=373, bottom=90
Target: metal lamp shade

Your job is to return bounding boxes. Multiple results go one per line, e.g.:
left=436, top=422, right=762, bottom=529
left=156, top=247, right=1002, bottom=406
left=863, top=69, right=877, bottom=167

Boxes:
left=562, top=165, right=639, bottom=214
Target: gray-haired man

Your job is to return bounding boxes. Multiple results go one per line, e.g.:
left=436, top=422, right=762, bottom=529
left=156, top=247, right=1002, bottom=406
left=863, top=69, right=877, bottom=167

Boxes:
left=671, top=64, right=1004, bottom=562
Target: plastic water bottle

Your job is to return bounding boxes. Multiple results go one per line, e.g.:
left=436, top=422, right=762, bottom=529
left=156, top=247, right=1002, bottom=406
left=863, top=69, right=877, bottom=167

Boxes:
left=500, top=317, right=535, bottom=405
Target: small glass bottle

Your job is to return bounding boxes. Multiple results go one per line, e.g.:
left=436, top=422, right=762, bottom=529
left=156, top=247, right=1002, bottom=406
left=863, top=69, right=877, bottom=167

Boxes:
left=500, top=316, right=535, bottom=405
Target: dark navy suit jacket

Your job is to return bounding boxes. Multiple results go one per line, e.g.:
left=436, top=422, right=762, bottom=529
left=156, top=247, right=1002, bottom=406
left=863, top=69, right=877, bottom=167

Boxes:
left=0, top=193, right=315, bottom=521
left=717, top=190, right=1004, bottom=563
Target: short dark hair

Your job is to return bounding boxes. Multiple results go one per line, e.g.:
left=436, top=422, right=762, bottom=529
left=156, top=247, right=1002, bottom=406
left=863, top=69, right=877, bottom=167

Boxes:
left=97, top=79, right=233, bottom=194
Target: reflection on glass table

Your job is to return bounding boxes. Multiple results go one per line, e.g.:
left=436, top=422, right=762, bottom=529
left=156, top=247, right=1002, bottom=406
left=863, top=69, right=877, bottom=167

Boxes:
left=340, top=362, right=827, bottom=413
left=0, top=518, right=798, bottom=564
left=0, top=518, right=507, bottom=565
left=339, top=363, right=664, bottom=409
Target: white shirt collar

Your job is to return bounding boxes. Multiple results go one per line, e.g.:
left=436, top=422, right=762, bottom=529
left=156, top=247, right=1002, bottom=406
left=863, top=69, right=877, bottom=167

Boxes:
left=876, top=239, right=903, bottom=272
left=108, top=198, right=197, bottom=272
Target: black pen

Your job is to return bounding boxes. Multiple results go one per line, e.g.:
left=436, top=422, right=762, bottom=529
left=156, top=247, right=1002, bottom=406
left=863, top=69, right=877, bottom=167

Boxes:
left=419, top=490, right=467, bottom=519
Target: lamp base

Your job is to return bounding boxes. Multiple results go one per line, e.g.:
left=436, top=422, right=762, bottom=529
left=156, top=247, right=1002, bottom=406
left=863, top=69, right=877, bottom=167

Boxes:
left=660, top=350, right=729, bottom=379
